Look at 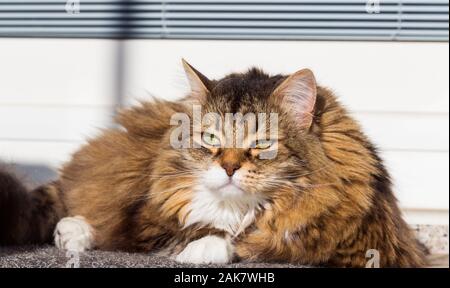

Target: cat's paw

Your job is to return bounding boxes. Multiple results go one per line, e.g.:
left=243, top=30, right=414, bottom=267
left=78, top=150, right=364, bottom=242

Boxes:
left=176, top=235, right=234, bottom=264
left=54, top=216, right=94, bottom=252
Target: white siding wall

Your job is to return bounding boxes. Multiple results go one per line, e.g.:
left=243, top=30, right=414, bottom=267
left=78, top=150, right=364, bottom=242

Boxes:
left=0, top=39, right=448, bottom=224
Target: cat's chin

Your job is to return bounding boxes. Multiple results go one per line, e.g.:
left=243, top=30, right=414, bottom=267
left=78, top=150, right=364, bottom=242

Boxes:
left=214, top=183, right=246, bottom=199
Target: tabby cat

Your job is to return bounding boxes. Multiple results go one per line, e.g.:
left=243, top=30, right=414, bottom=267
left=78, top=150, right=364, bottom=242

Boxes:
left=0, top=60, right=427, bottom=267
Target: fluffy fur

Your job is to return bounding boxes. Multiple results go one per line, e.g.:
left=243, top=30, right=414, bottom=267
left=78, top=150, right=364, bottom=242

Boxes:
left=0, top=62, right=427, bottom=267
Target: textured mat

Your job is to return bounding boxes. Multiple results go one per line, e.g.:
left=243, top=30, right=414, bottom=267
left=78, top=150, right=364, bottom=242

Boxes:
left=1, top=245, right=448, bottom=268
left=0, top=245, right=302, bottom=268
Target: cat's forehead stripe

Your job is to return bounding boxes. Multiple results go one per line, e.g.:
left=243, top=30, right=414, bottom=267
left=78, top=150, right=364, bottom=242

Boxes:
left=207, top=68, right=285, bottom=113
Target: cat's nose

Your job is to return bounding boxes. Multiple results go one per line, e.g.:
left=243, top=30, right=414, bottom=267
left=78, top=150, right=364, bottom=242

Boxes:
left=221, top=162, right=241, bottom=177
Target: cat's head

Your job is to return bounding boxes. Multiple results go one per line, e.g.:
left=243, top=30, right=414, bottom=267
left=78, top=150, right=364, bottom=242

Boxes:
left=162, top=60, right=323, bottom=201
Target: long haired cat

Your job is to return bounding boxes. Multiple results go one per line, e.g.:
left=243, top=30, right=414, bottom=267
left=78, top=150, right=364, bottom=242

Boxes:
left=0, top=60, right=427, bottom=267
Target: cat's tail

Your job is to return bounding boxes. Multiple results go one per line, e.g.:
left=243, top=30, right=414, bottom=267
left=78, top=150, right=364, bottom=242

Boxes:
left=0, top=168, right=66, bottom=245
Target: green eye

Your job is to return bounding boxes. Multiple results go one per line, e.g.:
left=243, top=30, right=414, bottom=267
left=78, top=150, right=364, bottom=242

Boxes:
left=202, top=132, right=221, bottom=147
left=255, top=140, right=272, bottom=149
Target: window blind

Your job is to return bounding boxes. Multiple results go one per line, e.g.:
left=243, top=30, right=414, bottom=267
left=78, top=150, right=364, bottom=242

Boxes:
left=0, top=0, right=448, bottom=41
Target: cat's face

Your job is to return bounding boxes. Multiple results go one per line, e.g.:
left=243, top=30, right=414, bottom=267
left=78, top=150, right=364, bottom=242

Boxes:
left=170, top=61, right=318, bottom=200
left=185, top=126, right=306, bottom=199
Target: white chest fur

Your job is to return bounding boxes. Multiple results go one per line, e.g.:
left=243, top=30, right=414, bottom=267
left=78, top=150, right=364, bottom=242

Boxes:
left=183, top=185, right=264, bottom=235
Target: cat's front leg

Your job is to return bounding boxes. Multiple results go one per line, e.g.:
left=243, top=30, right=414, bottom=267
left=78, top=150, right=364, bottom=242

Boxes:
left=175, top=235, right=234, bottom=264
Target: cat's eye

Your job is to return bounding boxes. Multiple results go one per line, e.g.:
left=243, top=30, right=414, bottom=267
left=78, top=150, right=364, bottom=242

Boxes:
left=202, top=132, right=221, bottom=147
left=254, top=140, right=273, bottom=150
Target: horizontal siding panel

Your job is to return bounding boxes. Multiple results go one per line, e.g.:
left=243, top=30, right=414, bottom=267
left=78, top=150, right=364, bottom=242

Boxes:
left=0, top=3, right=448, bottom=13
left=0, top=39, right=118, bottom=106
left=164, top=14, right=448, bottom=22
left=0, top=20, right=448, bottom=29
left=402, top=209, right=449, bottom=225
left=0, top=27, right=162, bottom=34
left=2, top=28, right=446, bottom=40
left=0, top=106, right=447, bottom=151
left=0, top=4, right=160, bottom=12
left=0, top=140, right=81, bottom=168
left=167, top=21, right=447, bottom=29
left=159, top=34, right=446, bottom=41
left=383, top=150, right=449, bottom=210
left=0, top=12, right=139, bottom=18
left=0, top=106, right=114, bottom=142
left=0, top=0, right=447, bottom=41
left=356, top=112, right=449, bottom=152
left=65, top=13, right=448, bottom=22
left=3, top=0, right=447, bottom=3
left=0, top=12, right=447, bottom=21
left=158, top=27, right=449, bottom=36
left=144, top=0, right=449, bottom=3
left=7, top=27, right=446, bottom=35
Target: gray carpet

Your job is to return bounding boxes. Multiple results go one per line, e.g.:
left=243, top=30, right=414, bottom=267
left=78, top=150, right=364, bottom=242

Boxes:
left=1, top=245, right=448, bottom=268
left=0, top=245, right=302, bottom=268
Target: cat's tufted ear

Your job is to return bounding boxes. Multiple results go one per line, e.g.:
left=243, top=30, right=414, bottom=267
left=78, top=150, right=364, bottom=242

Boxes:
left=272, top=68, right=317, bottom=129
left=182, top=59, right=211, bottom=103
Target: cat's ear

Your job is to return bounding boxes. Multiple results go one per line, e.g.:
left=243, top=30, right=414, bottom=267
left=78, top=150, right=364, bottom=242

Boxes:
left=182, top=59, right=211, bottom=103
left=272, top=69, right=317, bottom=128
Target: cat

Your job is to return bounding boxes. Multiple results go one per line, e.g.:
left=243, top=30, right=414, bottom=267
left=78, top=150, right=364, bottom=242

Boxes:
left=0, top=60, right=428, bottom=267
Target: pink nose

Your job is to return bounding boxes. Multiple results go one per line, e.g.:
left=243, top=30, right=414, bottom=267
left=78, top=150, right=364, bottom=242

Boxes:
left=221, top=162, right=241, bottom=177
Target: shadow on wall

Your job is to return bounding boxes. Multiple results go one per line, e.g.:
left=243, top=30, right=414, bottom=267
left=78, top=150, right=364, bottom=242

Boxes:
left=5, top=163, right=58, bottom=189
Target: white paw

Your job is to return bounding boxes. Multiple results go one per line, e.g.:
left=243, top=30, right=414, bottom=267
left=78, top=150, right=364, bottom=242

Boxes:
left=176, top=235, right=234, bottom=264
left=54, top=216, right=93, bottom=252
